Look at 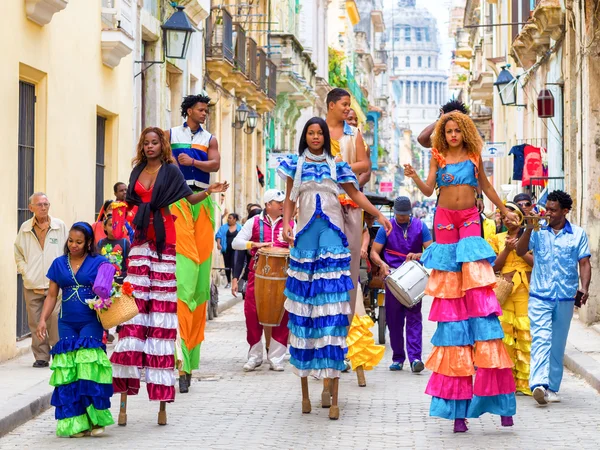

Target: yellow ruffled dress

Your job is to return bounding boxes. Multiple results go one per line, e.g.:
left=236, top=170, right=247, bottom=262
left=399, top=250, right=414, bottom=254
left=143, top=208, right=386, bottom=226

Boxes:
left=346, top=286, right=385, bottom=371
left=487, top=232, right=533, bottom=395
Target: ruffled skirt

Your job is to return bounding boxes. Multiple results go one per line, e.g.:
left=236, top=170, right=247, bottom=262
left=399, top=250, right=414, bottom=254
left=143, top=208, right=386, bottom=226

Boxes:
left=422, top=207, right=516, bottom=420
left=346, top=314, right=385, bottom=370
left=50, top=337, right=114, bottom=436
left=285, top=214, right=352, bottom=379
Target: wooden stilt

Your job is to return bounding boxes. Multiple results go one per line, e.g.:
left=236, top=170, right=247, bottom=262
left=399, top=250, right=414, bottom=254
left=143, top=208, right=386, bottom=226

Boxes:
left=321, top=378, right=331, bottom=408
left=118, top=393, right=128, bottom=426
left=158, top=401, right=167, bottom=425
left=301, top=377, right=311, bottom=413
left=329, top=378, right=340, bottom=420
left=356, top=365, right=367, bottom=387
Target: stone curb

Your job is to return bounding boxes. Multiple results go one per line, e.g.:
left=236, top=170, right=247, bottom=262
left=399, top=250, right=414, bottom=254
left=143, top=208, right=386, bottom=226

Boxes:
left=564, top=345, right=600, bottom=394
left=0, top=294, right=241, bottom=438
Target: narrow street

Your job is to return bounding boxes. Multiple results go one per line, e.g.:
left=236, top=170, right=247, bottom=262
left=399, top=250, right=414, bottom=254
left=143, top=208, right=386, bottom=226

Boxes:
left=2, top=298, right=599, bottom=449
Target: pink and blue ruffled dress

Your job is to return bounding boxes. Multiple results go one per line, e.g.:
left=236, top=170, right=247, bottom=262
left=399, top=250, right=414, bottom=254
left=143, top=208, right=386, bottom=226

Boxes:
left=278, top=155, right=358, bottom=379
left=422, top=155, right=516, bottom=421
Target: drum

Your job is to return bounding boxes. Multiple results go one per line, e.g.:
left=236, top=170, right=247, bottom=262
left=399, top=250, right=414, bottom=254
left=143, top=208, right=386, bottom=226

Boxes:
left=385, top=261, right=429, bottom=308
left=254, top=247, right=290, bottom=326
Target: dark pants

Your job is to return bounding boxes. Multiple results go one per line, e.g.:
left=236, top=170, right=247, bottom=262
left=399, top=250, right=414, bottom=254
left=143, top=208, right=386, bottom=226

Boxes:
left=385, top=289, right=423, bottom=364
left=223, top=249, right=235, bottom=283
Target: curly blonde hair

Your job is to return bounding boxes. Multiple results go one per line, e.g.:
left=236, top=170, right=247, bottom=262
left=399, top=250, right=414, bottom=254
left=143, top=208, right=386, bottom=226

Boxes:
left=132, top=127, right=176, bottom=166
left=432, top=112, right=483, bottom=158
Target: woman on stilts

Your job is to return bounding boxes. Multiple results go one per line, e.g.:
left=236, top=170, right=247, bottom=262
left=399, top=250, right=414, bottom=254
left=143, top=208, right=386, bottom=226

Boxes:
left=279, top=117, right=391, bottom=419
left=110, top=127, right=228, bottom=425
left=404, top=111, right=519, bottom=433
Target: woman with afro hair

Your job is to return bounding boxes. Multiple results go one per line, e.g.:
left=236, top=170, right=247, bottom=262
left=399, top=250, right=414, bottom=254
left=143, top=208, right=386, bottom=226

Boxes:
left=404, top=112, right=520, bottom=433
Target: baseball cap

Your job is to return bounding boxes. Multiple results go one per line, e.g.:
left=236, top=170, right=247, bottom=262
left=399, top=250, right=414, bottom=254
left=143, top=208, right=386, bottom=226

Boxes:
left=513, top=193, right=532, bottom=203
left=393, top=196, right=412, bottom=215
left=264, top=189, right=286, bottom=204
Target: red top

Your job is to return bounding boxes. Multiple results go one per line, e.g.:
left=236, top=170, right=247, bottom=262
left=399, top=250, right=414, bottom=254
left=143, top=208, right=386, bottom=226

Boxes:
left=134, top=181, right=176, bottom=245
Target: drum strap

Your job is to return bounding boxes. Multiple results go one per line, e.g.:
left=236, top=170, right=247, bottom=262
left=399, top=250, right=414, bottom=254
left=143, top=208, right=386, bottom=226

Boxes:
left=385, top=249, right=407, bottom=258
left=259, top=218, right=264, bottom=243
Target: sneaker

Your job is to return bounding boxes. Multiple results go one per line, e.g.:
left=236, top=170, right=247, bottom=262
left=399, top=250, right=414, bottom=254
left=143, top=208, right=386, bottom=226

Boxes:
left=179, top=375, right=190, bottom=393
left=268, top=360, right=284, bottom=372
left=32, top=360, right=49, bottom=368
left=342, top=359, right=351, bottom=373
left=532, top=386, right=548, bottom=405
left=546, top=391, right=561, bottom=403
left=411, top=360, right=425, bottom=373
left=90, top=427, right=105, bottom=436
left=225, top=283, right=231, bottom=289
left=389, top=362, right=403, bottom=371
left=243, top=360, right=262, bottom=372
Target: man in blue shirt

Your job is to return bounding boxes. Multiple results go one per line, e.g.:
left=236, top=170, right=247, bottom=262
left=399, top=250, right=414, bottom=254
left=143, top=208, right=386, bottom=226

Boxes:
left=370, top=196, right=433, bottom=372
left=516, top=190, right=592, bottom=405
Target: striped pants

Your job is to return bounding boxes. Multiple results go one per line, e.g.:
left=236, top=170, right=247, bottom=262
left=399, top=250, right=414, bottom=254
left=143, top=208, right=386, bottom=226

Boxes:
left=110, top=241, right=178, bottom=402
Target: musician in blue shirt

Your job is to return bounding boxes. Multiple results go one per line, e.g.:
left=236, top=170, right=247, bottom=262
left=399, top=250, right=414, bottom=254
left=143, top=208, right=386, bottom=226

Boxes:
left=516, top=190, right=592, bottom=405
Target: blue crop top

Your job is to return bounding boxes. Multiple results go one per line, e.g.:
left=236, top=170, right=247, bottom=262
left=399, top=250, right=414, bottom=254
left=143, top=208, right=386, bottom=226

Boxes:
left=436, top=159, right=478, bottom=188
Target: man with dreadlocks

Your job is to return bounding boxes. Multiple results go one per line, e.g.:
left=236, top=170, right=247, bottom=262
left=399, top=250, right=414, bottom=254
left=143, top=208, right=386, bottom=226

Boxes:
left=167, top=94, right=221, bottom=394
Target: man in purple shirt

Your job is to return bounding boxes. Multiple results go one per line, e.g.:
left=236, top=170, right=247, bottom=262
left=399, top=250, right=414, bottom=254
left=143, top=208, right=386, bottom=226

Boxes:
left=370, top=196, right=433, bottom=372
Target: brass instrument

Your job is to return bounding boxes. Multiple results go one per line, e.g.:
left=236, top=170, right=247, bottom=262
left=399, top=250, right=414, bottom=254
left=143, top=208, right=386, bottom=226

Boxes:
left=485, top=203, right=547, bottom=231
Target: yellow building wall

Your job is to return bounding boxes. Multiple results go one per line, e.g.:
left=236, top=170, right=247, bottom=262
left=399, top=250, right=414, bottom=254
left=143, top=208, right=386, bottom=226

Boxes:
left=0, top=2, right=134, bottom=361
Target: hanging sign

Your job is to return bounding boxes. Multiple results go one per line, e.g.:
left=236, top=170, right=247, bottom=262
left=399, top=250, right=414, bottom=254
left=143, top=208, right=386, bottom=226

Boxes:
left=482, top=142, right=507, bottom=158
left=380, top=181, right=393, bottom=193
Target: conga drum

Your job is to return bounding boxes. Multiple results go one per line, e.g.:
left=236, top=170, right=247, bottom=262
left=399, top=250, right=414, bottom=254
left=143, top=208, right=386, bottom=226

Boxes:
left=254, top=247, right=290, bottom=326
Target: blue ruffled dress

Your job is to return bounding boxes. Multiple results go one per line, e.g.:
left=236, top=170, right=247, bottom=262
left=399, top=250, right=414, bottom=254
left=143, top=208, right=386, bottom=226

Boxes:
left=278, top=155, right=358, bottom=378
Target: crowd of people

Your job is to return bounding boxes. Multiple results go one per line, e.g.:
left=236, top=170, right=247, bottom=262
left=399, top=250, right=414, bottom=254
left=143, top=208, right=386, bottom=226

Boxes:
left=12, top=93, right=591, bottom=437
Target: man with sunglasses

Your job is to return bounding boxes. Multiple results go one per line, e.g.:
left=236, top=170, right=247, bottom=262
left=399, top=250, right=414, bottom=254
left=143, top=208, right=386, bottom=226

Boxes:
left=232, top=189, right=292, bottom=372
left=14, top=192, right=68, bottom=367
left=514, top=193, right=534, bottom=216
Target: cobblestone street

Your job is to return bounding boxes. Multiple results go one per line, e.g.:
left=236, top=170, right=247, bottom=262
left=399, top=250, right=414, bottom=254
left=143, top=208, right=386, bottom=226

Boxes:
left=2, top=298, right=600, bottom=450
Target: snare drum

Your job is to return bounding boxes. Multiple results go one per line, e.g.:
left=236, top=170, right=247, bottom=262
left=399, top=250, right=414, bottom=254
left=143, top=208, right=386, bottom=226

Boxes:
left=254, top=247, right=290, bottom=326
left=385, top=261, right=429, bottom=308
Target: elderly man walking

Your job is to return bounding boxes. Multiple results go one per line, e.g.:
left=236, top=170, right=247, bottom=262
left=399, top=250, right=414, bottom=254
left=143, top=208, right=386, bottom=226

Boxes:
left=14, top=192, right=67, bottom=367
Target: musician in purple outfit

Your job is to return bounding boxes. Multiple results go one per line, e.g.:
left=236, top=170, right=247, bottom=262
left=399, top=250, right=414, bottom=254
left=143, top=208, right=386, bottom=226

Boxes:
left=370, top=196, right=433, bottom=372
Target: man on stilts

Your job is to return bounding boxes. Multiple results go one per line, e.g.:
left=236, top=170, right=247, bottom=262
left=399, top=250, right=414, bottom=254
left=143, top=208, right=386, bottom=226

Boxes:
left=168, top=94, right=220, bottom=393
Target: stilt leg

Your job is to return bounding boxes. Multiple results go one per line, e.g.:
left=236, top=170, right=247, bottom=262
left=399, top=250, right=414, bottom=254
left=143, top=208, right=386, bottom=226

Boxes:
left=356, top=365, right=366, bottom=387
left=329, top=378, right=340, bottom=420
left=158, top=401, right=167, bottom=425
left=118, top=393, right=127, bottom=426
left=321, top=378, right=331, bottom=408
left=301, top=377, right=311, bottom=414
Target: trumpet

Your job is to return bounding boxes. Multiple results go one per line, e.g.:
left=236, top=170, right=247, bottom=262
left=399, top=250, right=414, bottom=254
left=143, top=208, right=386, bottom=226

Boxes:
left=485, top=204, right=548, bottom=231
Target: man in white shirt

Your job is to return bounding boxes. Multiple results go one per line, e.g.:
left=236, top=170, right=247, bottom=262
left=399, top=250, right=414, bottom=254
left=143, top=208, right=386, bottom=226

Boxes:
left=232, top=190, right=291, bottom=372
left=14, top=192, right=67, bottom=367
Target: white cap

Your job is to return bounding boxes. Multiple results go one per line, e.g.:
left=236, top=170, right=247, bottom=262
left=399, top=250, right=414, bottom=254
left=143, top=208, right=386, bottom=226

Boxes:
left=264, top=189, right=286, bottom=204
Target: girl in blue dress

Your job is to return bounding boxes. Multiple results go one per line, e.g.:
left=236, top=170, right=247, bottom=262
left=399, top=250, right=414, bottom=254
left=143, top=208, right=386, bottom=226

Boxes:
left=37, top=222, right=115, bottom=437
left=279, top=117, right=392, bottom=420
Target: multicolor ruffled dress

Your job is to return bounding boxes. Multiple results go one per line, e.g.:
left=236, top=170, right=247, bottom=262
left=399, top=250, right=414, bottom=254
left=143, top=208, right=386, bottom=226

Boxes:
left=278, top=155, right=357, bottom=378
left=488, top=232, right=533, bottom=395
left=422, top=151, right=516, bottom=421
left=46, top=254, right=115, bottom=436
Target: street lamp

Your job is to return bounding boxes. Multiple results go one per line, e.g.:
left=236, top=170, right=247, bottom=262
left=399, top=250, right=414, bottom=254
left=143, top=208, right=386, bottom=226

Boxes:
left=493, top=65, right=526, bottom=107
left=134, top=5, right=196, bottom=77
left=162, top=6, right=196, bottom=60
left=232, top=102, right=258, bottom=134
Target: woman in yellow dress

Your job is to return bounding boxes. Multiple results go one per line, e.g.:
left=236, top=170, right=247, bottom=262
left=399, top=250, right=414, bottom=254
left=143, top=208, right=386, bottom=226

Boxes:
left=487, top=202, right=533, bottom=395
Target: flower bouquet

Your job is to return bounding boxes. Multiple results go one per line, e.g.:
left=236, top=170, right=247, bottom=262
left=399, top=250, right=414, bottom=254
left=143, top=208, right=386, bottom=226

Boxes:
left=89, top=281, right=139, bottom=329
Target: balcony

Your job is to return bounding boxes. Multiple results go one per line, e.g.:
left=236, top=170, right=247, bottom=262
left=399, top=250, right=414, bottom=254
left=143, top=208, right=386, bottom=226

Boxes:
left=375, top=95, right=389, bottom=110
left=511, top=0, right=563, bottom=69
left=178, top=0, right=210, bottom=26
left=101, top=0, right=135, bottom=69
left=346, top=67, right=368, bottom=115
left=374, top=50, right=387, bottom=75
left=455, top=29, right=473, bottom=59
left=268, top=33, right=317, bottom=108
left=206, top=9, right=275, bottom=113
left=371, top=10, right=385, bottom=33
left=25, top=0, right=68, bottom=26
left=469, top=71, right=494, bottom=104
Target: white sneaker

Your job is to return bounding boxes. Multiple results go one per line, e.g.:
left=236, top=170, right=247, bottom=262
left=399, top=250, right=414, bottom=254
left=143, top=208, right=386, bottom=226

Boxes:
left=243, top=360, right=262, bottom=372
left=268, top=360, right=284, bottom=372
left=533, top=386, right=548, bottom=405
left=546, top=391, right=561, bottom=403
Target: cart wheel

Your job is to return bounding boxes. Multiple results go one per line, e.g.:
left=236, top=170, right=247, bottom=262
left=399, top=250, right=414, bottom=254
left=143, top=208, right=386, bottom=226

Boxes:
left=378, top=305, right=386, bottom=345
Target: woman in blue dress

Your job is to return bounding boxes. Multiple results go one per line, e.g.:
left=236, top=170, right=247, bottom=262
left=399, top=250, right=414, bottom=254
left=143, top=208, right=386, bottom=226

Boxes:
left=279, top=117, right=392, bottom=420
left=37, top=222, right=115, bottom=437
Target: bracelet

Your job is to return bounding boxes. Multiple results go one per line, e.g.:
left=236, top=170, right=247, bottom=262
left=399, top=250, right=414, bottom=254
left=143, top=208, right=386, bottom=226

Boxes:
left=191, top=158, right=195, bottom=166
left=476, top=194, right=483, bottom=199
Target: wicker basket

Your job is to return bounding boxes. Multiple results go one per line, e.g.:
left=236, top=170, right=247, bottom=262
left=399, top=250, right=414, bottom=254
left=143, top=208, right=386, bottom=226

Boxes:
left=98, top=293, right=139, bottom=329
left=494, top=275, right=513, bottom=306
